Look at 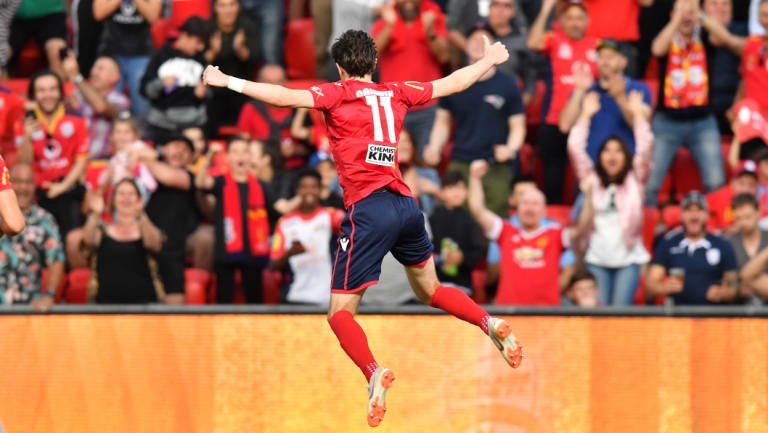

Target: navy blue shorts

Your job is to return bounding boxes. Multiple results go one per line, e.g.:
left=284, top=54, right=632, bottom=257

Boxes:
left=331, top=190, right=433, bottom=293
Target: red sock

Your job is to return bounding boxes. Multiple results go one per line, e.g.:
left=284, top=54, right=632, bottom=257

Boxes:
left=329, top=310, right=379, bottom=382
left=429, top=285, right=491, bottom=335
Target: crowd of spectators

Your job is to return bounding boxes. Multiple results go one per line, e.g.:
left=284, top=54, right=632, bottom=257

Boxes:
left=1, top=0, right=768, bottom=311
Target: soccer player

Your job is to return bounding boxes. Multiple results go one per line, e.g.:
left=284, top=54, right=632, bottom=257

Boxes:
left=0, top=153, right=25, bottom=236
left=203, top=29, right=522, bottom=427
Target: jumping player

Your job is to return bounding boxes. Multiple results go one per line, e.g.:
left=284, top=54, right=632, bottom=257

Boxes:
left=203, top=30, right=522, bottom=427
left=0, top=153, right=24, bottom=236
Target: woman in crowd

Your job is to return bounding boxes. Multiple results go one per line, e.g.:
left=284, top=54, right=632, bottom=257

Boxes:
left=568, top=90, right=654, bottom=305
left=82, top=178, right=164, bottom=303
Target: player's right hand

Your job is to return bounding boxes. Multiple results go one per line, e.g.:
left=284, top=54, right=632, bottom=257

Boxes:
left=203, top=65, right=228, bottom=88
left=482, top=35, right=509, bottom=66
left=469, top=160, right=489, bottom=178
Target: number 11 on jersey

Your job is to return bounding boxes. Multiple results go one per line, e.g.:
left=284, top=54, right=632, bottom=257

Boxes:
left=364, top=95, right=396, bottom=144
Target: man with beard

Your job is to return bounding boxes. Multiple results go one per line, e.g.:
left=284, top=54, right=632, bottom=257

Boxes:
left=646, top=191, right=739, bottom=305
left=14, top=70, right=90, bottom=237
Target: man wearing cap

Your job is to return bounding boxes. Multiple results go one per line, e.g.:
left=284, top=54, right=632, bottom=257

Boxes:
left=528, top=0, right=599, bottom=204
left=646, top=190, right=739, bottom=305
left=135, top=136, right=200, bottom=304
left=707, top=159, right=759, bottom=232
left=559, top=38, right=652, bottom=161
left=139, top=16, right=211, bottom=145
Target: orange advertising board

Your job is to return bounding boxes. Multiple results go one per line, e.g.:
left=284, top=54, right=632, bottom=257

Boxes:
left=0, top=315, right=766, bottom=433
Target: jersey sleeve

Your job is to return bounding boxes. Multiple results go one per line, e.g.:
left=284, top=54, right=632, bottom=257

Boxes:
left=396, top=81, right=434, bottom=108
left=0, top=156, right=10, bottom=192
left=310, top=82, right=345, bottom=111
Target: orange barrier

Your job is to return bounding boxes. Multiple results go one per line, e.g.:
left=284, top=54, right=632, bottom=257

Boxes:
left=0, top=315, right=766, bottom=433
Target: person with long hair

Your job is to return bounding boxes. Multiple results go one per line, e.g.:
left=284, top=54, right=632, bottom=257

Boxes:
left=568, top=90, right=653, bottom=305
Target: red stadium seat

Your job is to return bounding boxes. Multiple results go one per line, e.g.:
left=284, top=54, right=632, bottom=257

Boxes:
left=284, top=18, right=315, bottom=79
left=657, top=171, right=673, bottom=206
left=216, top=125, right=240, bottom=138
left=170, top=0, right=211, bottom=28
left=642, top=78, right=659, bottom=109
left=642, top=206, right=659, bottom=255
left=471, top=267, right=488, bottom=304
left=525, top=80, right=546, bottom=127
left=518, top=143, right=535, bottom=175
left=15, top=39, right=45, bottom=77
left=546, top=205, right=572, bottom=226
left=184, top=268, right=210, bottom=304
left=66, top=269, right=91, bottom=304
left=151, top=17, right=173, bottom=49
left=661, top=204, right=682, bottom=229
left=672, top=148, right=703, bottom=201
left=262, top=270, right=284, bottom=304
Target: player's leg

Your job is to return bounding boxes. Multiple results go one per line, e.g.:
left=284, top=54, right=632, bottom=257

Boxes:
left=327, top=290, right=377, bottom=380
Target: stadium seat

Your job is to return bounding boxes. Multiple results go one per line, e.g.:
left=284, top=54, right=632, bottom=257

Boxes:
left=184, top=268, right=210, bottom=304
left=262, top=270, right=284, bottom=304
left=642, top=206, right=659, bottom=255
left=518, top=142, right=535, bottom=175
left=546, top=205, right=572, bottom=226
left=671, top=148, right=704, bottom=201
left=471, top=265, right=488, bottom=304
left=642, top=78, right=659, bottom=109
left=657, top=171, right=673, bottom=206
left=15, top=40, right=45, bottom=78
left=216, top=125, right=240, bottom=138
left=151, top=17, right=173, bottom=49
left=170, top=0, right=211, bottom=28
left=661, top=204, right=682, bottom=229
left=284, top=18, right=315, bottom=79
left=524, top=80, right=546, bottom=127
left=66, top=269, right=91, bottom=304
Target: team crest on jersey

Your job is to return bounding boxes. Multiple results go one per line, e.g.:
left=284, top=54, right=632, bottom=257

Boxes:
left=483, top=94, right=505, bottom=110
left=514, top=246, right=544, bottom=262
left=60, top=121, right=74, bottom=138
left=706, top=248, right=721, bottom=266
left=43, top=139, right=62, bottom=160
left=311, top=86, right=324, bottom=96
left=365, top=144, right=396, bottom=166
left=536, top=236, right=549, bottom=248
left=558, top=43, right=573, bottom=59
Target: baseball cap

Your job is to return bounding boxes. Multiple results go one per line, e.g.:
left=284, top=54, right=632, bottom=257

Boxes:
left=597, top=39, right=623, bottom=54
left=164, top=135, right=195, bottom=152
left=737, top=159, right=758, bottom=178
left=681, top=190, right=708, bottom=211
left=179, top=16, right=209, bottom=41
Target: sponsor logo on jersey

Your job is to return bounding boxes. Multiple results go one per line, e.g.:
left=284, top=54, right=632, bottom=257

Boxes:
left=365, top=144, right=396, bottom=166
left=311, top=86, right=324, bottom=96
left=339, top=237, right=349, bottom=252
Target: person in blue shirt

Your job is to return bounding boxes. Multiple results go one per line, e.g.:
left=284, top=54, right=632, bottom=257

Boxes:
left=646, top=191, right=739, bottom=305
left=558, top=38, right=652, bottom=162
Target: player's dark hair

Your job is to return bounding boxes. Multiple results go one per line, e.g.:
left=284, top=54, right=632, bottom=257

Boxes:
left=441, top=170, right=466, bottom=187
left=28, top=69, right=64, bottom=102
left=596, top=135, right=632, bottom=187
left=331, top=30, right=377, bottom=78
left=569, top=267, right=596, bottom=289
left=731, top=193, right=759, bottom=211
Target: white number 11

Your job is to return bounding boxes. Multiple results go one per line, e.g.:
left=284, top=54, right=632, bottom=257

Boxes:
left=364, top=95, right=396, bottom=143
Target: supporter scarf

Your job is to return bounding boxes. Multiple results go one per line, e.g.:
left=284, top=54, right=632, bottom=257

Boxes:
left=34, top=104, right=65, bottom=136
left=223, top=172, right=270, bottom=256
left=663, top=30, right=709, bottom=109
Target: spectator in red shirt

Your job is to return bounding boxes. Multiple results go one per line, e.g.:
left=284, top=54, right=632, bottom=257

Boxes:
left=0, top=153, right=24, bottom=236
left=0, top=87, right=26, bottom=167
left=236, top=65, right=309, bottom=169
left=707, top=160, right=760, bottom=233
left=15, top=70, right=89, bottom=237
left=582, top=0, right=654, bottom=77
left=468, top=159, right=594, bottom=305
left=731, top=1, right=768, bottom=147
left=371, top=0, right=449, bottom=155
left=527, top=0, right=598, bottom=204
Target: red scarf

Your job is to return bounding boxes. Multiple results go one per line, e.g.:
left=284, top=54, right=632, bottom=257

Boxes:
left=223, top=172, right=270, bottom=256
left=663, top=31, right=709, bottom=109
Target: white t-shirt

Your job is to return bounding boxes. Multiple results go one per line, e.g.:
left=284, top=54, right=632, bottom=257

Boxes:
left=271, top=207, right=345, bottom=304
left=585, top=184, right=650, bottom=267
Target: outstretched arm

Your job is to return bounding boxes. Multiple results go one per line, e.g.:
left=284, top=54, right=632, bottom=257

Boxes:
left=203, top=66, right=315, bottom=109
left=431, top=35, right=509, bottom=99
left=467, top=160, right=500, bottom=236
left=0, top=189, right=24, bottom=236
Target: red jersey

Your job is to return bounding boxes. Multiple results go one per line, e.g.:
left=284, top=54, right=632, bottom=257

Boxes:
left=0, top=88, right=25, bottom=166
left=583, top=0, right=640, bottom=42
left=13, top=106, right=89, bottom=187
left=0, top=154, right=11, bottom=192
left=494, top=221, right=567, bottom=305
left=541, top=31, right=599, bottom=125
left=311, top=79, right=433, bottom=208
left=741, top=36, right=768, bottom=110
left=706, top=185, right=734, bottom=231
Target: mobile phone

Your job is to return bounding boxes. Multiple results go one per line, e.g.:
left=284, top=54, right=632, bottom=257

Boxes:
left=24, top=110, right=35, bottom=119
left=59, top=47, right=69, bottom=60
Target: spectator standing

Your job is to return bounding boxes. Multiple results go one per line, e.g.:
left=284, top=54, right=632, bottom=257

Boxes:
left=425, top=28, right=525, bottom=216
left=527, top=0, right=598, bottom=204
left=372, top=0, right=450, bottom=153
left=727, top=193, right=767, bottom=304
left=9, top=0, right=67, bottom=78
left=270, top=169, right=345, bottom=304
left=206, top=0, right=260, bottom=128
left=137, top=137, right=199, bottom=304
left=731, top=1, right=768, bottom=144
left=0, top=153, right=24, bottom=236
left=15, top=70, right=90, bottom=237
left=468, top=159, right=594, bottom=305
left=63, top=54, right=131, bottom=159
left=82, top=178, right=165, bottom=303
left=93, top=0, right=162, bottom=123
left=646, top=191, right=739, bottom=305
left=568, top=91, right=653, bottom=305
left=196, top=137, right=276, bottom=303
left=140, top=17, right=210, bottom=144
left=581, top=0, right=654, bottom=77
left=327, top=0, right=385, bottom=80
left=645, top=0, right=745, bottom=206
left=429, top=171, right=485, bottom=292
left=707, top=160, right=759, bottom=233
left=0, top=163, right=64, bottom=311
left=559, top=39, right=652, bottom=161
left=239, top=0, right=283, bottom=64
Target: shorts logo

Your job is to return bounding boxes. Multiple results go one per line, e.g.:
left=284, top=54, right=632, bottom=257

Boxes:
left=365, top=144, right=396, bottom=166
left=339, top=237, right=349, bottom=252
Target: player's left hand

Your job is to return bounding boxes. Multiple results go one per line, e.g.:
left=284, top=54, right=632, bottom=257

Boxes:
left=482, top=35, right=509, bottom=66
left=203, top=65, right=228, bottom=88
